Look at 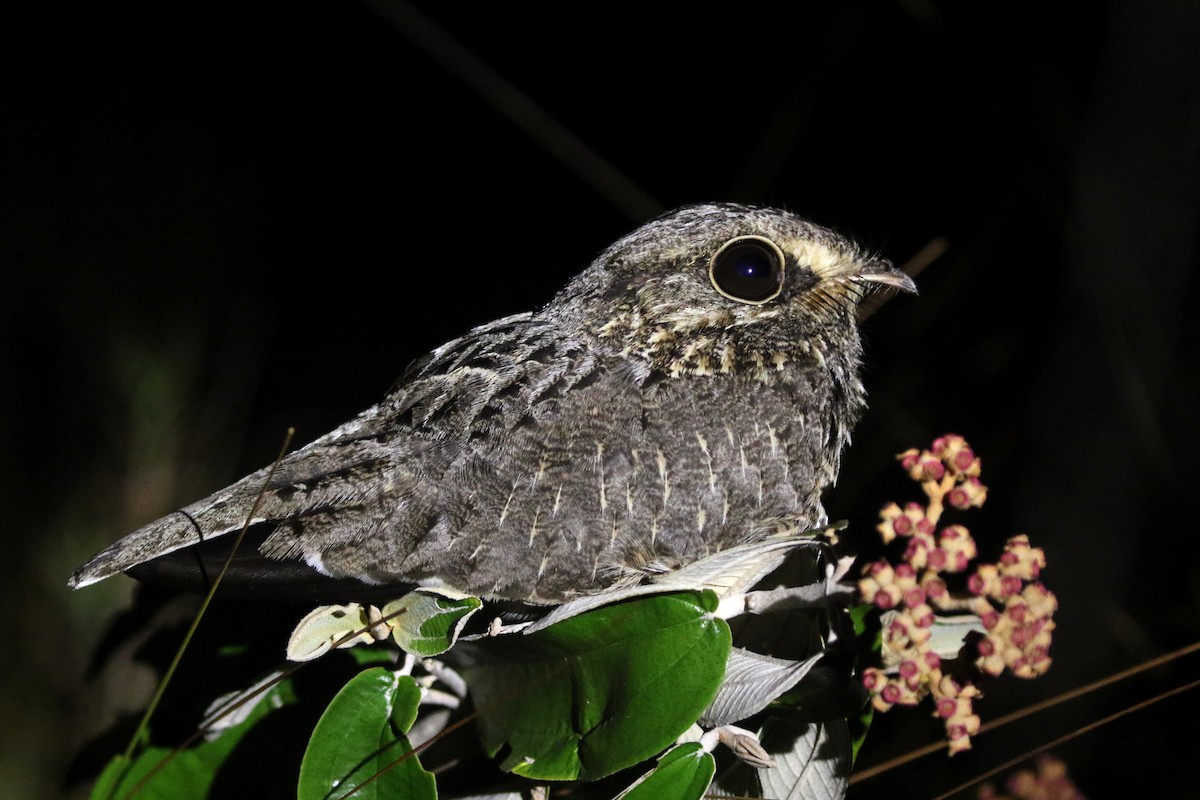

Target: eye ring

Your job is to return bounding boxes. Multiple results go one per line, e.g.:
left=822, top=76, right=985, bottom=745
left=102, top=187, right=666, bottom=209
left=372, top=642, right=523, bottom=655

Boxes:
left=708, top=235, right=786, bottom=305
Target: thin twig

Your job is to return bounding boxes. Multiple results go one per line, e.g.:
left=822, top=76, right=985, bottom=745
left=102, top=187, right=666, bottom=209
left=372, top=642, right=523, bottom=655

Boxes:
left=362, top=0, right=662, bottom=222
left=849, top=639, right=1200, bottom=785
left=113, top=428, right=295, bottom=799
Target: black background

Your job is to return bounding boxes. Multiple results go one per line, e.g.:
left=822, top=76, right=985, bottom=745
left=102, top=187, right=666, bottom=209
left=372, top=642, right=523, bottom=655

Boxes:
left=3, top=2, right=1198, bottom=797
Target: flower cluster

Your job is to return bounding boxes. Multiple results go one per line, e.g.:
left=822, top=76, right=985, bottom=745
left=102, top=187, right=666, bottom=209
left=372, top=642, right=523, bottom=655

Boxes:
left=977, top=755, right=1085, bottom=800
left=972, top=537, right=1054, bottom=679
left=858, top=435, right=1056, bottom=754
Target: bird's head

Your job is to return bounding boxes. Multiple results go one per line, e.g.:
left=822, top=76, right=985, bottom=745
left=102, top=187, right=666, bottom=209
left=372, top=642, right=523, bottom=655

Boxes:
left=548, top=203, right=915, bottom=380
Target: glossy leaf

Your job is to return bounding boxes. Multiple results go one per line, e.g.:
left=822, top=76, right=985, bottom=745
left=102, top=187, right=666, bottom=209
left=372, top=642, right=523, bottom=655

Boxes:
left=298, top=667, right=435, bottom=800
left=614, top=742, right=715, bottom=800
left=381, top=590, right=483, bottom=657
left=465, top=590, right=731, bottom=781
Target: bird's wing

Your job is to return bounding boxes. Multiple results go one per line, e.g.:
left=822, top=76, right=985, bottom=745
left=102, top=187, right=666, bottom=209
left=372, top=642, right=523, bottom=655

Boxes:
left=250, top=312, right=627, bottom=598
left=68, top=313, right=563, bottom=591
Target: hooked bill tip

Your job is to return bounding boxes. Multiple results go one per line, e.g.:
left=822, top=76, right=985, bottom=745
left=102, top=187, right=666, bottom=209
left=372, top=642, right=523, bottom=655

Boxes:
left=856, top=263, right=918, bottom=295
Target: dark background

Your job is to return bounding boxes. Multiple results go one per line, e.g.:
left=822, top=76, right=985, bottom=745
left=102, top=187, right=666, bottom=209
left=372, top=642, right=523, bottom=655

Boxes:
left=3, top=1, right=1198, bottom=797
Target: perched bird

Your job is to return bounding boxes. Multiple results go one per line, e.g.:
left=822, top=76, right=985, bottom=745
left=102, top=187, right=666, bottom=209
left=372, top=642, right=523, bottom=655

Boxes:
left=70, top=203, right=914, bottom=605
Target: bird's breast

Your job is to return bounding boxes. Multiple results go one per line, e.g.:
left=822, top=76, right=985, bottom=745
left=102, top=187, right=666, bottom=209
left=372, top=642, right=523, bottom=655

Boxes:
left=417, top=363, right=838, bottom=601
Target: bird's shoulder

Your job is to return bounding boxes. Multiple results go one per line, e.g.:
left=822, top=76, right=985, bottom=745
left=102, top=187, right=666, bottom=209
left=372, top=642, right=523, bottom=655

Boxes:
left=361, top=312, right=611, bottom=442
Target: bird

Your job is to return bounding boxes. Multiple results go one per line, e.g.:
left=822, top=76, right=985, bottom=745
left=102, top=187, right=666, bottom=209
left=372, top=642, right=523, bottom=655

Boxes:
left=69, top=203, right=915, bottom=605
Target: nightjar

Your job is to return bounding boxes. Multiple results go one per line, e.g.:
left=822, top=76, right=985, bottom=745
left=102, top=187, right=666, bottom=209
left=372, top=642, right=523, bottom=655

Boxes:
left=69, top=203, right=915, bottom=604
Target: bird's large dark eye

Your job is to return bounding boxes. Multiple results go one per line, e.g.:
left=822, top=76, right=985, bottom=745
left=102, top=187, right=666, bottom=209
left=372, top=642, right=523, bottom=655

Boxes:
left=709, top=236, right=786, bottom=304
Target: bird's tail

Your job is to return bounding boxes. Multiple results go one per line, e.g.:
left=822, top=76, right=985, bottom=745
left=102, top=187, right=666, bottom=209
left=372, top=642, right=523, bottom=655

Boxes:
left=68, top=430, right=395, bottom=591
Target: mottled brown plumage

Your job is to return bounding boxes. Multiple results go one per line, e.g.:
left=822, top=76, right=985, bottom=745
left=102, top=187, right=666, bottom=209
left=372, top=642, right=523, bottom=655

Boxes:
left=69, top=203, right=914, bottom=603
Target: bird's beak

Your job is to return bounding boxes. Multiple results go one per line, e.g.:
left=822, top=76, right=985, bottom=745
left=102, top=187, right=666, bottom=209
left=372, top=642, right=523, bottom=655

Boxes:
left=854, top=260, right=918, bottom=294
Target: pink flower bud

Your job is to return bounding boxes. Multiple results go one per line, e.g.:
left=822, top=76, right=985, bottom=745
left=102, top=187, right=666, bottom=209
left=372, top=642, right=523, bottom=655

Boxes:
left=980, top=652, right=1006, bottom=676
left=1030, top=647, right=1052, bottom=672
left=903, top=539, right=927, bottom=569
left=937, top=674, right=962, bottom=696
left=999, top=537, right=1047, bottom=580
left=1023, top=583, right=1058, bottom=616
left=920, top=457, right=945, bottom=481
left=857, top=581, right=877, bottom=604
left=868, top=560, right=893, bottom=579
left=947, top=487, right=971, bottom=510
left=945, top=476, right=989, bottom=510
left=926, top=547, right=948, bottom=570
left=999, top=575, right=1023, bottom=598
left=922, top=576, right=948, bottom=600
left=876, top=503, right=903, bottom=542
left=947, top=736, right=973, bottom=755
left=936, top=697, right=958, bottom=718
left=1010, top=626, right=1031, bottom=648
left=940, top=524, right=977, bottom=560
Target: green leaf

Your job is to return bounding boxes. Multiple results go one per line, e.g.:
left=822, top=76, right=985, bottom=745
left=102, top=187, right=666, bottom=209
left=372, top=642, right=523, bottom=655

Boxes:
left=91, top=749, right=210, bottom=800
left=464, top=590, right=731, bottom=781
left=298, top=667, right=435, bottom=800
left=90, top=677, right=291, bottom=800
left=849, top=703, right=874, bottom=764
left=381, top=591, right=483, bottom=657
left=848, top=603, right=874, bottom=638
left=287, top=604, right=382, bottom=662
left=615, top=742, right=716, bottom=800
